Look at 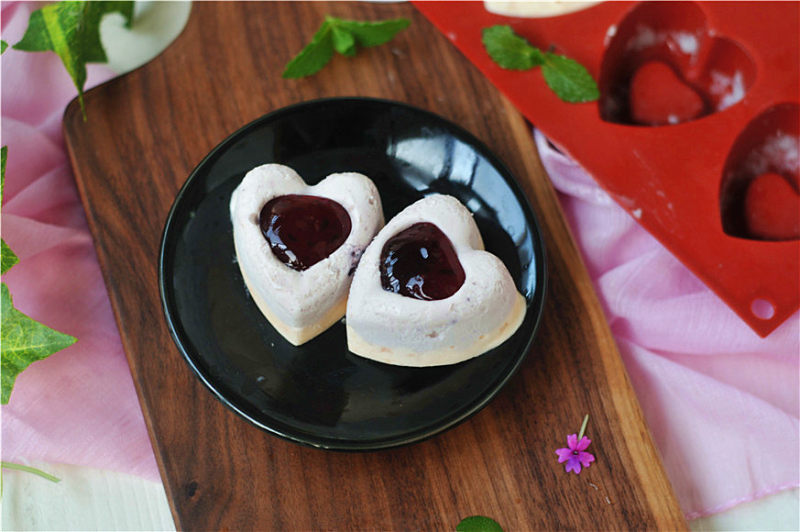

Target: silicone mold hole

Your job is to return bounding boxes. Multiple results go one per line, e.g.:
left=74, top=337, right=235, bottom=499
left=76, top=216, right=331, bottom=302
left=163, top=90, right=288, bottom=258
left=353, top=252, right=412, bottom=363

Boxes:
left=720, top=103, right=800, bottom=240
left=750, top=299, right=776, bottom=320
left=599, top=1, right=756, bottom=126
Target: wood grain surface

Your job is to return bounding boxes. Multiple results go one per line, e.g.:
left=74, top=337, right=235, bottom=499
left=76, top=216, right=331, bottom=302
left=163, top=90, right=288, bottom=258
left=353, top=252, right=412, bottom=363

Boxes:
left=63, top=2, right=686, bottom=530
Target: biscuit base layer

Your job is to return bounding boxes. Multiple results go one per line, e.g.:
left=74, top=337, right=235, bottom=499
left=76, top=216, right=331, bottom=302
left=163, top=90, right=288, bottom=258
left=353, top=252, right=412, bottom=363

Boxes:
left=240, top=264, right=346, bottom=346
left=346, top=293, right=527, bottom=367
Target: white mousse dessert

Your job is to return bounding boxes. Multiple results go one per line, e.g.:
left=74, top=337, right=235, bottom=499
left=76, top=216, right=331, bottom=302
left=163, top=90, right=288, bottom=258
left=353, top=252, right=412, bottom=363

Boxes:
left=346, top=194, right=526, bottom=367
left=230, top=164, right=383, bottom=345
left=484, top=1, right=599, bottom=18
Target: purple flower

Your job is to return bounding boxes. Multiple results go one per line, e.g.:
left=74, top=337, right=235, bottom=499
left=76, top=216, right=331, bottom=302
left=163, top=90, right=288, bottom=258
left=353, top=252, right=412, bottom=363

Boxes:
left=555, top=434, right=595, bottom=474
left=556, top=414, right=595, bottom=474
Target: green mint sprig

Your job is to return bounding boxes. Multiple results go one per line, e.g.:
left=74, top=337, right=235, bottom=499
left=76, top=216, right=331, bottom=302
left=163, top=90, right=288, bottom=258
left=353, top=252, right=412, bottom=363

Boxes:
left=1, top=40, right=7, bottom=54
left=13, top=1, right=134, bottom=119
left=0, top=147, right=77, bottom=404
left=481, top=25, right=599, bottom=103
left=457, top=515, right=504, bottom=532
left=283, top=16, right=410, bottom=79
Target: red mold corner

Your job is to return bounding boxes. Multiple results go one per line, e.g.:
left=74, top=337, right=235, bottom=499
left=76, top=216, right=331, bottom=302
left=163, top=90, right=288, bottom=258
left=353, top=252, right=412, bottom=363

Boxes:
left=414, top=1, right=799, bottom=336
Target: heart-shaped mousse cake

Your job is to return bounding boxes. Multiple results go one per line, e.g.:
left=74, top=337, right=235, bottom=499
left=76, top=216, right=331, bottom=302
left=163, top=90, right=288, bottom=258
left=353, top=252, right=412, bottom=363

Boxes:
left=230, top=164, right=383, bottom=345
left=346, top=195, right=526, bottom=367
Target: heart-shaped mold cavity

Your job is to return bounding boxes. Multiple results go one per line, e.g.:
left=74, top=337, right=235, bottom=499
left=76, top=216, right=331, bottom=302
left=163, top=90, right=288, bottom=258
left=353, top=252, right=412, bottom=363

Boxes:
left=720, top=103, right=800, bottom=241
left=380, top=222, right=466, bottom=301
left=600, top=1, right=756, bottom=126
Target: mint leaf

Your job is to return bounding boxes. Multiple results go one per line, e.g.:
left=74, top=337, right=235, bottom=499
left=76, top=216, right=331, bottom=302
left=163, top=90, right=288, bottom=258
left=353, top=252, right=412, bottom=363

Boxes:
left=1, top=241, right=18, bottom=275
left=283, top=16, right=410, bottom=78
left=481, top=25, right=598, bottom=103
left=542, top=52, right=599, bottom=103
left=482, top=25, right=543, bottom=70
left=1, top=283, right=77, bottom=404
left=283, top=21, right=335, bottom=78
left=334, top=17, right=410, bottom=47
left=1, top=40, right=7, bottom=54
left=331, top=25, right=356, bottom=57
left=13, top=1, right=134, bottom=117
left=457, top=516, right=504, bottom=532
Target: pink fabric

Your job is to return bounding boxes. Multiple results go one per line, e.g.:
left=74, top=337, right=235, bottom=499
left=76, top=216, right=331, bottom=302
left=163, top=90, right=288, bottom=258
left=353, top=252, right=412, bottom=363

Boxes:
left=1, top=1, right=159, bottom=481
left=2, top=0, right=798, bottom=519
left=534, top=130, right=799, bottom=518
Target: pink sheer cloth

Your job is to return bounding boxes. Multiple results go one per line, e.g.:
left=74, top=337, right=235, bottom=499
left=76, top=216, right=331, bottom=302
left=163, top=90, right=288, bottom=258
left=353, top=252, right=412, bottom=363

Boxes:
left=534, top=130, right=799, bottom=518
left=1, top=0, right=797, bottom=519
left=1, top=1, right=159, bottom=481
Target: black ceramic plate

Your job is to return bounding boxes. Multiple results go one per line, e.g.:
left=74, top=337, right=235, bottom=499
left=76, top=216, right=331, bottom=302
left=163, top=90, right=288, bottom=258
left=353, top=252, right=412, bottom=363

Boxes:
left=159, top=98, right=546, bottom=450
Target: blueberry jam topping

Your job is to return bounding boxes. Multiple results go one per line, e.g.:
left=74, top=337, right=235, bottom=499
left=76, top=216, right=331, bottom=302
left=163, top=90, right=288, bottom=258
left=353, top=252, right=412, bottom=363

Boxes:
left=380, top=222, right=465, bottom=301
left=259, top=194, right=351, bottom=271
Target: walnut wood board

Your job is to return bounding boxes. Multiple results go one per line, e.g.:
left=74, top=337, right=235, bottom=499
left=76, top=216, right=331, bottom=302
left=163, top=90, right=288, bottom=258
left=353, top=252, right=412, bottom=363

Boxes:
left=63, top=2, right=685, bottom=529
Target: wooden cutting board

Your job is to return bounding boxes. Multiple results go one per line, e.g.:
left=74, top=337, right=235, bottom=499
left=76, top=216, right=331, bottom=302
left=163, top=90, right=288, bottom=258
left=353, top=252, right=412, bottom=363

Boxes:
left=63, top=2, right=685, bottom=529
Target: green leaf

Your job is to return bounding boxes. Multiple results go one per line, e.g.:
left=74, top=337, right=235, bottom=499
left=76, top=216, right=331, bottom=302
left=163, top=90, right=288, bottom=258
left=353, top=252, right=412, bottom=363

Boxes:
left=1, top=147, right=16, bottom=275
left=1, top=40, right=7, bottom=54
left=334, top=17, right=410, bottom=47
left=13, top=1, right=134, bottom=117
left=541, top=52, right=599, bottom=103
left=107, top=1, right=135, bottom=29
left=1, top=241, right=18, bottom=275
left=282, top=21, right=335, bottom=78
left=13, top=9, right=50, bottom=52
left=283, top=16, right=410, bottom=78
left=481, top=25, right=543, bottom=70
left=331, top=25, right=356, bottom=57
left=481, top=25, right=598, bottom=103
left=456, top=516, right=504, bottom=532
left=1, top=283, right=76, bottom=404
left=1, top=145, right=6, bottom=201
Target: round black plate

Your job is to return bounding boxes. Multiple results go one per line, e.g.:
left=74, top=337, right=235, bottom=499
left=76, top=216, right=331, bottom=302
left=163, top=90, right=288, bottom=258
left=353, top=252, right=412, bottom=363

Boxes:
left=159, top=98, right=546, bottom=450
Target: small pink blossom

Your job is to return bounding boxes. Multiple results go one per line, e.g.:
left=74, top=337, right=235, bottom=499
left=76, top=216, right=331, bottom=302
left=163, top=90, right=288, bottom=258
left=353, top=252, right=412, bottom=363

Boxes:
left=555, top=414, right=595, bottom=474
left=555, top=434, right=595, bottom=474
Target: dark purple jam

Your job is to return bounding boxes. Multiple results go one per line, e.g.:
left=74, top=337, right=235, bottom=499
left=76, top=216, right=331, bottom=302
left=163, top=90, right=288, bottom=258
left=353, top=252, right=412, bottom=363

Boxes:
left=259, top=194, right=351, bottom=271
left=380, top=222, right=465, bottom=301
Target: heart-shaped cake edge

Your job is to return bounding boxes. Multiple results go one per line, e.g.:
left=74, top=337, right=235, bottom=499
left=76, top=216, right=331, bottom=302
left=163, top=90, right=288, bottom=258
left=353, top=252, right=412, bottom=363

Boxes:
left=346, top=194, right=527, bottom=367
left=230, top=164, right=384, bottom=345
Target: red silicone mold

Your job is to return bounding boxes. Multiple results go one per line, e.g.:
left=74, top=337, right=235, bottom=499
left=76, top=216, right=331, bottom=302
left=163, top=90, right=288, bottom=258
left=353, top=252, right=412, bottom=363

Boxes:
left=414, top=1, right=799, bottom=336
